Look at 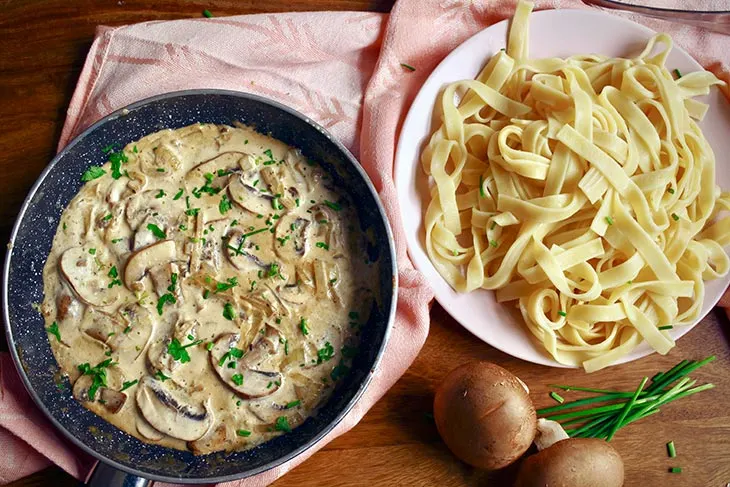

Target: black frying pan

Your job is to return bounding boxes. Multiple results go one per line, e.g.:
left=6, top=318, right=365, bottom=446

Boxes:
left=3, top=90, right=397, bottom=486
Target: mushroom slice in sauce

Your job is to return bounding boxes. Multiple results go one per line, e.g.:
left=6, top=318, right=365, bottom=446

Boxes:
left=188, top=418, right=234, bottom=455
left=72, top=375, right=128, bottom=414
left=184, top=152, right=246, bottom=190
left=228, top=175, right=274, bottom=215
left=225, top=229, right=269, bottom=272
left=123, top=240, right=177, bottom=292
left=274, top=214, right=311, bottom=262
left=133, top=214, right=169, bottom=251
left=136, top=376, right=211, bottom=441
left=109, top=304, right=155, bottom=356
left=210, top=333, right=282, bottom=399
left=125, top=189, right=165, bottom=231
left=59, top=247, right=119, bottom=307
left=138, top=143, right=183, bottom=177
left=136, top=414, right=164, bottom=441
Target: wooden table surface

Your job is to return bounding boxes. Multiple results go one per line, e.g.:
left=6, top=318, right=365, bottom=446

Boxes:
left=2, top=1, right=729, bottom=486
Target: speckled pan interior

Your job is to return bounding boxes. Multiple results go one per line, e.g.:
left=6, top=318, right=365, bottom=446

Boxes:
left=3, top=90, right=397, bottom=484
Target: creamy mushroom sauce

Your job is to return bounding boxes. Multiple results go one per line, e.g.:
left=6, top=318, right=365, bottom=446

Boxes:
left=41, top=123, right=379, bottom=454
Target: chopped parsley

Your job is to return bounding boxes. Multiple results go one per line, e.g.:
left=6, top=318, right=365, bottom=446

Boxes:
left=558, top=311, right=567, bottom=317
left=120, top=379, right=138, bottom=392
left=299, top=317, right=309, bottom=336
left=167, top=272, right=178, bottom=292
left=317, top=342, right=335, bottom=364
left=223, top=302, right=236, bottom=321
left=154, top=371, right=170, bottom=382
left=147, top=223, right=166, bottom=239
left=206, top=342, right=215, bottom=351
left=88, top=248, right=96, bottom=255
left=285, top=400, right=301, bottom=409
left=275, top=416, right=291, bottom=433
left=155, top=189, right=166, bottom=199
left=315, top=242, right=329, bottom=251
left=672, top=213, right=680, bottom=221
left=102, top=213, right=112, bottom=221
left=236, top=429, right=251, bottom=437
left=77, top=358, right=115, bottom=400
left=81, top=166, right=106, bottom=181
left=217, top=346, right=244, bottom=367
left=219, top=194, right=232, bottom=214
left=173, top=188, right=184, bottom=200
left=167, top=337, right=203, bottom=363
left=107, top=266, right=122, bottom=288
left=111, top=238, right=123, bottom=243
left=156, top=293, right=177, bottom=315
left=231, top=374, right=244, bottom=386
left=324, top=200, right=341, bottom=211
left=46, top=321, right=61, bottom=342
left=215, top=277, right=238, bottom=293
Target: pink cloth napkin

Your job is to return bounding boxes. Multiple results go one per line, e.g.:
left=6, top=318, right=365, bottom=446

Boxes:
left=2, top=0, right=729, bottom=485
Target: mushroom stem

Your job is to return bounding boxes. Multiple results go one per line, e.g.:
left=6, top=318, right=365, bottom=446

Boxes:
left=534, top=418, right=570, bottom=451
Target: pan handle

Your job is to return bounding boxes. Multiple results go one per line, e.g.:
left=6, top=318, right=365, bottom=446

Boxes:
left=85, top=460, right=151, bottom=487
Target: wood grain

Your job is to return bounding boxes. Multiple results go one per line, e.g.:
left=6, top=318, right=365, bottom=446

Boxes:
left=2, top=1, right=730, bottom=486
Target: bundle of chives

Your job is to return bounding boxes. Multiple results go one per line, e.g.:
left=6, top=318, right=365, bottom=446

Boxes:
left=537, top=356, right=716, bottom=440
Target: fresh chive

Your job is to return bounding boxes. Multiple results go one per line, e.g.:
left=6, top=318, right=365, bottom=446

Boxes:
left=606, top=377, right=647, bottom=441
left=285, top=400, right=301, bottom=409
left=400, top=63, right=416, bottom=72
left=550, top=391, right=564, bottom=404
left=605, top=216, right=614, bottom=225
left=669, top=467, right=682, bottom=473
left=668, top=187, right=675, bottom=194
left=667, top=440, right=676, bottom=458
left=658, top=325, right=674, bottom=330
left=479, top=175, right=486, bottom=198
left=236, top=429, right=251, bottom=437
left=203, top=9, right=213, bottom=18
left=558, top=311, right=567, bottom=317
left=147, top=223, right=166, bottom=239
left=120, top=379, right=138, bottom=392
left=324, top=200, right=341, bottom=211
left=672, top=213, right=680, bottom=221
left=673, top=69, right=682, bottom=79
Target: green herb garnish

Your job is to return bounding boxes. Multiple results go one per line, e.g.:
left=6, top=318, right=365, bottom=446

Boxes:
left=215, top=277, right=238, bottom=293
left=317, top=342, right=334, bottom=364
left=324, top=200, right=341, bottom=211
left=550, top=392, right=565, bottom=404
left=236, top=429, right=251, bottom=437
left=285, top=400, right=301, bottom=409
left=155, top=371, right=170, bottom=382
left=667, top=440, right=677, bottom=458
left=605, top=216, right=614, bottom=225
left=120, top=379, right=139, bottom=392
left=400, top=63, right=416, bottom=72
left=147, top=223, right=166, bottom=239
left=274, top=416, right=291, bottom=433
left=231, top=374, right=244, bottom=386
left=167, top=337, right=203, bottom=363
left=155, top=189, right=166, bottom=199
left=315, top=242, right=329, bottom=251
left=81, top=166, right=106, bottom=181
left=156, top=293, right=177, bottom=315
left=46, top=321, right=61, bottom=342
left=77, top=358, right=116, bottom=400
left=299, top=317, right=309, bottom=336
left=223, top=302, right=236, bottom=321
left=219, top=194, right=232, bottom=214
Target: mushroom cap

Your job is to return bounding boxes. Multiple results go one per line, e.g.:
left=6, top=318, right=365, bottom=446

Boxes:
left=515, top=437, right=624, bottom=487
left=433, top=361, right=536, bottom=470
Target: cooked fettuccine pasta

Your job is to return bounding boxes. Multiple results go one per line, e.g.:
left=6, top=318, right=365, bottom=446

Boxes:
left=421, top=0, right=730, bottom=372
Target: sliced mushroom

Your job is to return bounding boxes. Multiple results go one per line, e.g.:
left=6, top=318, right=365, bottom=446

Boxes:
left=110, top=304, right=155, bottom=356
left=275, top=214, right=311, bottom=262
left=225, top=229, right=269, bottom=271
left=125, top=189, right=164, bottom=230
left=56, top=291, right=81, bottom=322
left=123, top=240, right=177, bottom=292
left=136, top=414, right=164, bottom=441
left=133, top=214, right=168, bottom=251
left=209, top=332, right=283, bottom=399
left=184, top=152, right=247, bottom=190
left=228, top=175, right=274, bottom=215
left=138, top=143, right=182, bottom=176
left=147, top=340, right=181, bottom=378
left=72, top=375, right=128, bottom=414
left=149, top=261, right=181, bottom=299
left=106, top=178, right=129, bottom=205
left=59, top=247, right=119, bottom=307
left=136, top=376, right=211, bottom=441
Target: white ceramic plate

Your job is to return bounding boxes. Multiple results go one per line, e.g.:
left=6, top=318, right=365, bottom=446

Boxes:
left=394, top=8, right=730, bottom=368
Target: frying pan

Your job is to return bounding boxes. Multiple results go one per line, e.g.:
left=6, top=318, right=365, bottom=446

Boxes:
left=3, top=90, right=397, bottom=486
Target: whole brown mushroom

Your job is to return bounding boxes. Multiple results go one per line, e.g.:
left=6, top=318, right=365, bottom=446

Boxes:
left=433, top=361, right=537, bottom=470
left=515, top=419, right=625, bottom=487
